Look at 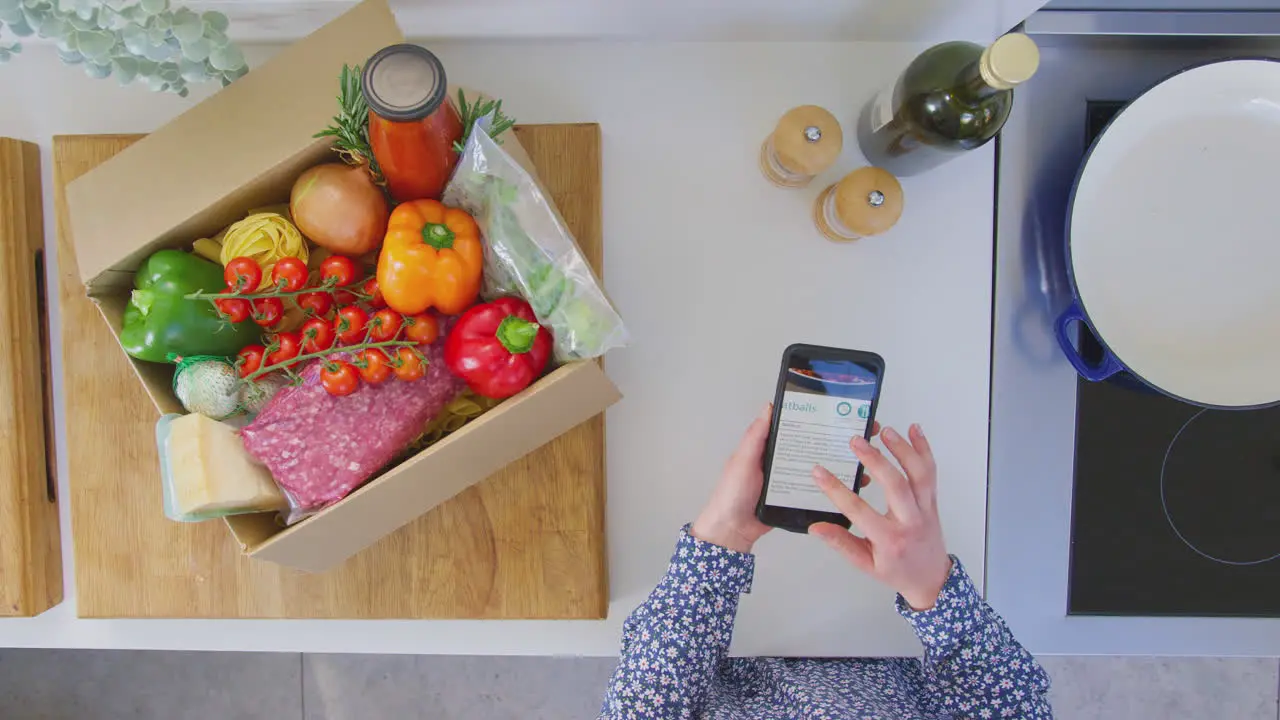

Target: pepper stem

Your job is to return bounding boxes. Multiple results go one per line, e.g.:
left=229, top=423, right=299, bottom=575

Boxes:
left=422, top=222, right=455, bottom=250
left=496, top=316, right=540, bottom=355
left=131, top=289, right=154, bottom=316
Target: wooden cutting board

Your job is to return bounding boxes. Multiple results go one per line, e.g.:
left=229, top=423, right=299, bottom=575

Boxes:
left=0, top=138, right=62, bottom=617
left=54, top=125, right=608, bottom=618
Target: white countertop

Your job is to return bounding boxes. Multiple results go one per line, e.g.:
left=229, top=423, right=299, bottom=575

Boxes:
left=0, top=40, right=996, bottom=657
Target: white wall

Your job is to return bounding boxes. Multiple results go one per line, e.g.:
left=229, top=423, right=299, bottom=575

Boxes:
left=186, top=0, right=1046, bottom=43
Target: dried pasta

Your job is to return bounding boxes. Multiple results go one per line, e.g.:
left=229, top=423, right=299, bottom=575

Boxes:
left=217, top=210, right=308, bottom=288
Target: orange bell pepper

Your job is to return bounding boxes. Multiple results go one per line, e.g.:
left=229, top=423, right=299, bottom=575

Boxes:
left=376, top=199, right=483, bottom=316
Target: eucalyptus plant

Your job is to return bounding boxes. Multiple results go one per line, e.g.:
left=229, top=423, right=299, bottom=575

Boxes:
left=0, top=0, right=248, bottom=96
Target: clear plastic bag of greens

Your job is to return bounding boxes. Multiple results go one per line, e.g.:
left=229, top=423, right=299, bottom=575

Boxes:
left=443, top=116, right=628, bottom=362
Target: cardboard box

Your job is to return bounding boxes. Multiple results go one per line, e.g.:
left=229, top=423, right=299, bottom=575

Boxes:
left=64, top=0, right=621, bottom=573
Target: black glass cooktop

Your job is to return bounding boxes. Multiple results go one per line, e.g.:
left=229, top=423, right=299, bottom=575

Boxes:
left=1066, top=102, right=1280, bottom=617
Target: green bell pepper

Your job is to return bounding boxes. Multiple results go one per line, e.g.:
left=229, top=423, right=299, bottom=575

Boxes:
left=122, top=249, right=262, bottom=363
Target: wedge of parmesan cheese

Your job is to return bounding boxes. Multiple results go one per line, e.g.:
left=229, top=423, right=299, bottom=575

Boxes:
left=168, top=413, right=287, bottom=519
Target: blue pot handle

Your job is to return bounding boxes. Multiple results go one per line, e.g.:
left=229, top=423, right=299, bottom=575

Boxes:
left=1054, top=302, right=1125, bottom=382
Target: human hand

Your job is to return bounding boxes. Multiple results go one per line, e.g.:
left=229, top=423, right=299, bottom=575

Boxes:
left=690, top=404, right=774, bottom=553
left=808, top=424, right=952, bottom=610
left=691, top=406, right=880, bottom=554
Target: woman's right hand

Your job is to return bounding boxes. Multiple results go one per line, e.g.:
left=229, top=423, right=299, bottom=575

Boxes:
left=808, top=424, right=953, bottom=610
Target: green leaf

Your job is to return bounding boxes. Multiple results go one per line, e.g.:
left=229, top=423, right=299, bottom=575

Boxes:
left=74, top=28, right=113, bottom=59
left=112, top=55, right=137, bottom=84
left=201, top=10, right=227, bottom=33
left=209, top=42, right=242, bottom=71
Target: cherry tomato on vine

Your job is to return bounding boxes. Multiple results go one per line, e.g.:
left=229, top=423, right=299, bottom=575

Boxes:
left=333, top=305, right=369, bottom=345
left=236, top=344, right=266, bottom=378
left=362, top=277, right=386, bottom=309
left=251, top=297, right=284, bottom=327
left=367, top=309, right=403, bottom=342
left=300, top=317, right=335, bottom=354
left=266, top=331, right=302, bottom=367
left=296, top=291, right=334, bottom=317
left=320, top=360, right=360, bottom=396
left=320, top=255, right=358, bottom=287
left=224, top=257, right=262, bottom=294
left=215, top=297, right=252, bottom=323
left=402, top=313, right=439, bottom=345
left=355, top=348, right=393, bottom=384
left=392, top=347, right=426, bottom=381
left=270, top=257, right=309, bottom=292
left=333, top=290, right=358, bottom=306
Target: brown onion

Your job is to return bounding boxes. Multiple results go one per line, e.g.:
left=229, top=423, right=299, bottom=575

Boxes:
left=290, top=164, right=389, bottom=255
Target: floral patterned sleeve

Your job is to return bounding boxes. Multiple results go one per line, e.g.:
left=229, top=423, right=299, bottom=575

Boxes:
left=599, top=525, right=754, bottom=720
left=898, top=557, right=1054, bottom=719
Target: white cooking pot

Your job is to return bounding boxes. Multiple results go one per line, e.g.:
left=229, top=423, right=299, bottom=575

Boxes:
left=1055, top=58, right=1280, bottom=409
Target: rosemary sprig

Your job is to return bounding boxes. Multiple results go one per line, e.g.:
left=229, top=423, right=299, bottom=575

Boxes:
left=315, top=64, right=384, bottom=184
left=453, top=89, right=516, bottom=154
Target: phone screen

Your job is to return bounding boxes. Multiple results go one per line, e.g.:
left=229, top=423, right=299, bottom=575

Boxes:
left=763, top=355, right=881, bottom=514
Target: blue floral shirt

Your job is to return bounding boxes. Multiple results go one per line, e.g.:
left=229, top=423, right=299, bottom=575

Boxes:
left=600, top=527, right=1053, bottom=719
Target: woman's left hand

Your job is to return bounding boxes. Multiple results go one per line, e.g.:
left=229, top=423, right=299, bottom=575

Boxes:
left=691, top=405, right=878, bottom=554
left=690, top=405, right=774, bottom=553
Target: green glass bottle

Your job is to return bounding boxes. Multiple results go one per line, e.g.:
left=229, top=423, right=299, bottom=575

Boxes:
left=857, top=33, right=1040, bottom=177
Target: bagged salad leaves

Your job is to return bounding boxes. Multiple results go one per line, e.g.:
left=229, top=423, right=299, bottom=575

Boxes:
left=443, top=116, right=628, bottom=362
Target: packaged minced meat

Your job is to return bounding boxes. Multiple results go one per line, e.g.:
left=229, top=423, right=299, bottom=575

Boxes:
left=241, top=336, right=465, bottom=520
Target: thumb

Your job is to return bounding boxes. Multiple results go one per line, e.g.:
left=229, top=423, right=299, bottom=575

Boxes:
left=731, top=404, right=772, bottom=465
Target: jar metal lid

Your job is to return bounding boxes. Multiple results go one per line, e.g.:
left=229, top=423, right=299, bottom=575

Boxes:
left=362, top=44, right=448, bottom=122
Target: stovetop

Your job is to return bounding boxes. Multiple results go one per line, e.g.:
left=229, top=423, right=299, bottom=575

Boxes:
left=1065, top=102, right=1280, bottom=617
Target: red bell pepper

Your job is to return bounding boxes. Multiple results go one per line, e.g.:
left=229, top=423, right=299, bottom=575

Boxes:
left=443, top=297, right=552, bottom=399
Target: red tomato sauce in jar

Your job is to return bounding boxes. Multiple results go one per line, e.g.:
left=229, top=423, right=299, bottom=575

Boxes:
left=362, top=44, right=464, bottom=203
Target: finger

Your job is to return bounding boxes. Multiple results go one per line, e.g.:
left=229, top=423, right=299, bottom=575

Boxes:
left=849, top=436, right=920, bottom=522
left=855, top=424, right=880, bottom=488
left=809, top=522, right=875, bottom=574
left=909, top=424, right=935, bottom=466
left=907, top=424, right=938, bottom=501
left=880, top=426, right=930, bottom=496
left=811, top=465, right=890, bottom=537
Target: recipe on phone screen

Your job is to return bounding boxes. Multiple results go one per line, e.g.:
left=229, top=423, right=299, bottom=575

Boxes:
left=765, top=366, right=876, bottom=513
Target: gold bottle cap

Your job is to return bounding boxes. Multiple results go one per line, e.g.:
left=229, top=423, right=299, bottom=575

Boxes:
left=760, top=105, right=844, bottom=187
left=814, top=167, right=904, bottom=242
left=979, top=33, right=1041, bottom=91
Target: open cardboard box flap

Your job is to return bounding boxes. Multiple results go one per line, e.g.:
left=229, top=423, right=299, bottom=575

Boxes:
left=66, top=0, right=403, bottom=291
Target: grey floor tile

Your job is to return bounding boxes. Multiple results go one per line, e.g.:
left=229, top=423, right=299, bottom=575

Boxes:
left=0, top=649, right=302, bottom=720
left=303, top=655, right=617, bottom=720
left=1038, top=656, right=1280, bottom=720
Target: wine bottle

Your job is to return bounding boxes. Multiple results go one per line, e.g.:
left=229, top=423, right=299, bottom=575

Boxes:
left=857, top=33, right=1040, bottom=176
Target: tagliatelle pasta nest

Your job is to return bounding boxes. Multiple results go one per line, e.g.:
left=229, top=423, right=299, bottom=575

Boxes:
left=215, top=210, right=309, bottom=288
left=415, top=390, right=503, bottom=448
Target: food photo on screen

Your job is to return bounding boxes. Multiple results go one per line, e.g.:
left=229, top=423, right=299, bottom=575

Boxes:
left=785, top=359, right=878, bottom=401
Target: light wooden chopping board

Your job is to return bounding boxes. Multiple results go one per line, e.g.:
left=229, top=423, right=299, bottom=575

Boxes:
left=0, top=138, right=61, bottom=617
left=54, top=125, right=608, bottom=619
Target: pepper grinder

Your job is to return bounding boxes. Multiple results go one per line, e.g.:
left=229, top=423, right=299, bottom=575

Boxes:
left=759, top=105, right=843, bottom=188
left=813, top=166, right=904, bottom=242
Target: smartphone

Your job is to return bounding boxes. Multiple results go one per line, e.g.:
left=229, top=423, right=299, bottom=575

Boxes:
left=755, top=344, right=885, bottom=533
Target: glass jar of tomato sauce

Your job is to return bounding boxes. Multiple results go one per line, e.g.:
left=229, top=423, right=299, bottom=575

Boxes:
left=361, top=44, right=464, bottom=203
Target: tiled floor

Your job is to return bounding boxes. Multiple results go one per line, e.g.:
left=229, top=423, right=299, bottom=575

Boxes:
left=0, top=650, right=1275, bottom=719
